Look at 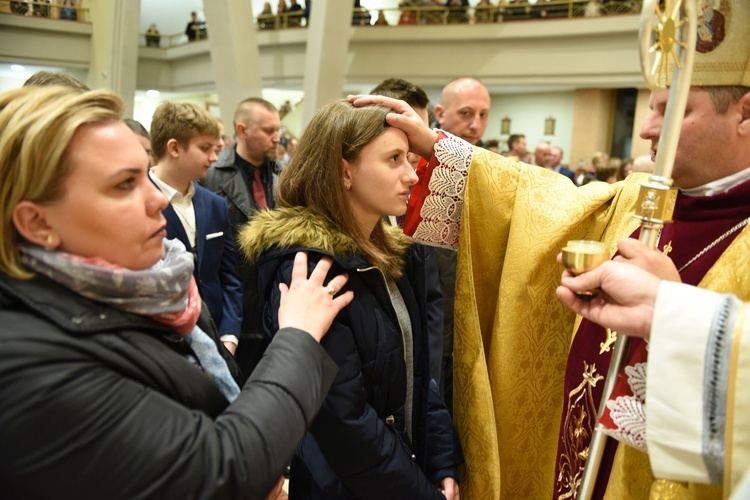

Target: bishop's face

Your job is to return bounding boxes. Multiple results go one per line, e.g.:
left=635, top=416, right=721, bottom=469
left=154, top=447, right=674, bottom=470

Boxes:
left=639, top=88, right=745, bottom=189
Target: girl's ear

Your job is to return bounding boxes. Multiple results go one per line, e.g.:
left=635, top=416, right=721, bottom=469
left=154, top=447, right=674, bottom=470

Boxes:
left=342, top=158, right=354, bottom=190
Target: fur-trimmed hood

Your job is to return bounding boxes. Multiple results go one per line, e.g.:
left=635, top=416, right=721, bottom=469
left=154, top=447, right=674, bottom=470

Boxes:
left=239, top=206, right=408, bottom=264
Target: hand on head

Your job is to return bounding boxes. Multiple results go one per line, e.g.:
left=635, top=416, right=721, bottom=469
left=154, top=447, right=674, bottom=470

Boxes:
left=347, top=94, right=438, bottom=159
left=277, top=252, right=354, bottom=342
left=556, top=238, right=680, bottom=339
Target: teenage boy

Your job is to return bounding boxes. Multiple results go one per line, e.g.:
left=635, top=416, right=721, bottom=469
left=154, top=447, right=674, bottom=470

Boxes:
left=149, top=102, right=243, bottom=355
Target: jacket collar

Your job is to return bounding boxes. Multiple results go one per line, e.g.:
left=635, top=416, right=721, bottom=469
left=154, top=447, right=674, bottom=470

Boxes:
left=0, top=271, right=177, bottom=338
left=239, top=206, right=408, bottom=266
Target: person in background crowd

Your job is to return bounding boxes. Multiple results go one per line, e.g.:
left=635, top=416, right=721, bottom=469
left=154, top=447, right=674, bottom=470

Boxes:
left=145, top=23, right=160, bottom=47
left=149, top=101, right=243, bottom=356
left=547, top=145, right=577, bottom=183
left=124, top=118, right=153, bottom=164
left=202, top=97, right=282, bottom=376
left=433, top=76, right=491, bottom=415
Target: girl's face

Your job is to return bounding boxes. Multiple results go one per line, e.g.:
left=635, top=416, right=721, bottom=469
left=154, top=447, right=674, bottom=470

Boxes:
left=343, top=128, right=418, bottom=231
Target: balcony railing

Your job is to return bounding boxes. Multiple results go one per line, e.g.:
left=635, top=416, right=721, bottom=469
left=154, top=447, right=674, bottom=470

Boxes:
left=254, top=1, right=642, bottom=29
left=1, top=0, right=87, bottom=22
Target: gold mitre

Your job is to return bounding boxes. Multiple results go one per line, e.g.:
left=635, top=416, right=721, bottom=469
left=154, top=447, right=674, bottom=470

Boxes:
left=653, top=0, right=750, bottom=88
left=690, top=0, right=749, bottom=86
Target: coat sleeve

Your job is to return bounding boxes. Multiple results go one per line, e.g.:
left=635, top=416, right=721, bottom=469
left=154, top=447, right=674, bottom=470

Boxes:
left=216, top=197, right=244, bottom=335
left=266, top=256, right=446, bottom=499
left=0, top=324, right=336, bottom=500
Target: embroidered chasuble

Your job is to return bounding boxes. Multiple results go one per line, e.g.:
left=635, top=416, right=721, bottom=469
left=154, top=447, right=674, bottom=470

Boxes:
left=555, top=178, right=750, bottom=500
left=404, top=131, right=750, bottom=499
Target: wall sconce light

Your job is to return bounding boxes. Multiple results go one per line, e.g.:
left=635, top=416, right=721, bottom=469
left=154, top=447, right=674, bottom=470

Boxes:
left=501, top=116, right=511, bottom=135
left=544, top=116, right=556, bottom=135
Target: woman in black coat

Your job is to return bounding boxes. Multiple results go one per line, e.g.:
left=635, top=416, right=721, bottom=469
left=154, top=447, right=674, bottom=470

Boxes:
left=241, top=100, right=462, bottom=499
left=0, top=85, right=353, bottom=500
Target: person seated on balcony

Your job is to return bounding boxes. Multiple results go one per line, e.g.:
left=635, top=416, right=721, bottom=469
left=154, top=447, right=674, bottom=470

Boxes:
left=421, top=0, right=445, bottom=24
left=398, top=1, right=417, bottom=25
left=59, top=0, right=77, bottom=20
left=352, top=0, right=371, bottom=25
left=474, top=0, right=495, bottom=23
left=258, top=1, right=275, bottom=29
left=374, top=9, right=389, bottom=25
left=287, top=0, right=303, bottom=27
left=445, top=0, right=468, bottom=24
left=10, top=1, right=29, bottom=16
left=277, top=0, right=287, bottom=26
left=145, top=23, right=161, bottom=47
left=33, top=0, right=50, bottom=18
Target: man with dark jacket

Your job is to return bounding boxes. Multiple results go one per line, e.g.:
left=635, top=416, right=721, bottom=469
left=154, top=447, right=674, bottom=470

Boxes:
left=201, top=97, right=281, bottom=375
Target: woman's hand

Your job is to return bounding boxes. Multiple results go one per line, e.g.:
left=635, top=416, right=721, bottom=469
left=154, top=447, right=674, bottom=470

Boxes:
left=265, top=476, right=287, bottom=500
left=437, top=477, right=459, bottom=500
left=347, top=94, right=438, bottom=159
left=278, top=252, right=354, bottom=342
left=556, top=260, right=661, bottom=339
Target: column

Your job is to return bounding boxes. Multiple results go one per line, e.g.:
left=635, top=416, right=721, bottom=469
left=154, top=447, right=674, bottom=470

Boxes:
left=204, top=0, right=262, bottom=128
left=301, top=0, right=353, bottom=127
left=87, top=0, right=140, bottom=118
left=570, top=88, right=614, bottom=169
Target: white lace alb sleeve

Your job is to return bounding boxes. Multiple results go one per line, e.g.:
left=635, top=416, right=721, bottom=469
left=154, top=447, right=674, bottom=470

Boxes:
left=410, top=132, right=473, bottom=249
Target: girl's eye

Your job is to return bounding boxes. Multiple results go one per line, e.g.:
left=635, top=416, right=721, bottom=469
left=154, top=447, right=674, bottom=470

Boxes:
left=116, top=178, right=135, bottom=190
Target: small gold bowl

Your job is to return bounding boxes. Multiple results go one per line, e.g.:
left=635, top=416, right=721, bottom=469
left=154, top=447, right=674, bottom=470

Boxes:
left=561, top=240, right=610, bottom=276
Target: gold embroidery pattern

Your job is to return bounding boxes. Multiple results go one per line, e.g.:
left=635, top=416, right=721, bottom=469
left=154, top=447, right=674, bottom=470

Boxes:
left=599, top=328, right=618, bottom=354
left=556, top=362, right=603, bottom=500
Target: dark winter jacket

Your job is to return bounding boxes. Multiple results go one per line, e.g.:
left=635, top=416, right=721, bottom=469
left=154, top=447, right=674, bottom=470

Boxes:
left=201, top=145, right=279, bottom=374
left=0, top=270, right=337, bottom=500
left=241, top=207, right=463, bottom=499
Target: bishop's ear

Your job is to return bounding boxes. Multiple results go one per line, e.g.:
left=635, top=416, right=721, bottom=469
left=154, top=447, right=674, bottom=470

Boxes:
left=739, top=90, right=750, bottom=136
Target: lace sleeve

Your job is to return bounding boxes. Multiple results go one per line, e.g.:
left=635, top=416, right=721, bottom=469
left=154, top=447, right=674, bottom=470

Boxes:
left=403, top=131, right=473, bottom=249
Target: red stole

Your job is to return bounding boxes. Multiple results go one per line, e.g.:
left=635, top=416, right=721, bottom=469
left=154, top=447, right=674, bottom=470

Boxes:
left=554, top=176, right=750, bottom=500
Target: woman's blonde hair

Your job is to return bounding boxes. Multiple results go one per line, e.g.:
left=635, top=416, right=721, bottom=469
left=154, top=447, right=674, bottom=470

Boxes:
left=0, top=86, right=123, bottom=279
left=277, top=100, right=408, bottom=279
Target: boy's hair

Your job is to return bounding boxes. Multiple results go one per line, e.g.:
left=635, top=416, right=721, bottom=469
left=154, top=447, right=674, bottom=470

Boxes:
left=150, top=101, right=219, bottom=160
left=370, top=78, right=429, bottom=109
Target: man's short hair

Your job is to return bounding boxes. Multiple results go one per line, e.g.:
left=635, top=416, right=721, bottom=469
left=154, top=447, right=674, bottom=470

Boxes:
left=150, top=101, right=219, bottom=160
left=233, top=97, right=277, bottom=126
left=370, top=78, right=429, bottom=109
left=124, top=118, right=150, bottom=139
left=22, top=71, right=89, bottom=93
left=508, top=134, right=525, bottom=148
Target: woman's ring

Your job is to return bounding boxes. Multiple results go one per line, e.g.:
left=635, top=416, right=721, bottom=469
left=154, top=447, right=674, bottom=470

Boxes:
left=326, top=284, right=336, bottom=296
